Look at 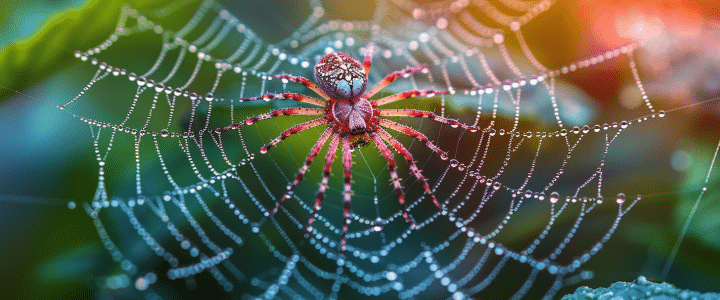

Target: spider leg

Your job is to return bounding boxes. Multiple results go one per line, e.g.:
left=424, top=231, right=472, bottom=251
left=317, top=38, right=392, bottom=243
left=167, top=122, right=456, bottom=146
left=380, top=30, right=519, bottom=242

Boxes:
left=363, top=43, right=374, bottom=76
left=307, top=133, right=340, bottom=233
left=379, top=109, right=479, bottom=132
left=274, top=75, right=331, bottom=100
left=363, top=67, right=430, bottom=99
left=268, top=127, right=333, bottom=218
left=372, top=89, right=450, bottom=106
left=376, top=128, right=444, bottom=211
left=240, top=92, right=326, bottom=107
left=369, top=132, right=418, bottom=227
left=340, top=135, right=354, bottom=252
left=215, top=108, right=323, bottom=133
left=379, top=119, right=449, bottom=160
left=260, top=118, right=327, bottom=153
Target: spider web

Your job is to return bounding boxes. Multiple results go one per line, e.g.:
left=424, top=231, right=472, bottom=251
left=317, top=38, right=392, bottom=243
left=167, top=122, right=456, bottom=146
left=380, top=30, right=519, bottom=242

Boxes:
left=14, top=0, right=720, bottom=299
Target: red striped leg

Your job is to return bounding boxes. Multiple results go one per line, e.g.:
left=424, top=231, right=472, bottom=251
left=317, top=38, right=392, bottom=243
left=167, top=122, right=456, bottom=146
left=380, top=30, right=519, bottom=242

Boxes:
left=269, top=128, right=333, bottom=218
left=307, top=133, right=341, bottom=233
left=363, top=43, right=374, bottom=76
left=363, top=67, right=430, bottom=99
left=376, top=128, right=443, bottom=210
left=215, top=108, right=323, bottom=133
left=369, top=132, right=418, bottom=227
left=373, top=89, right=449, bottom=106
left=274, top=75, right=331, bottom=100
left=260, top=118, right=327, bottom=154
left=379, top=119, right=448, bottom=160
left=379, top=109, right=479, bottom=132
left=240, top=93, right=326, bottom=107
left=340, top=136, right=354, bottom=252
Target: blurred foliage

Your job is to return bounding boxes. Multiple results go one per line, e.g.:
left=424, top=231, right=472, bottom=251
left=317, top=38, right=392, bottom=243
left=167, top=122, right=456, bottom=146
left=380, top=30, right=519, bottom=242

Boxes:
left=0, top=0, right=203, bottom=101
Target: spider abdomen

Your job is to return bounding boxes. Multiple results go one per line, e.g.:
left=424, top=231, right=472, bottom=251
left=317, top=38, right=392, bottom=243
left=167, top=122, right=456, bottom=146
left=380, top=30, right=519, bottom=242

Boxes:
left=315, top=52, right=367, bottom=99
left=331, top=98, right=374, bottom=133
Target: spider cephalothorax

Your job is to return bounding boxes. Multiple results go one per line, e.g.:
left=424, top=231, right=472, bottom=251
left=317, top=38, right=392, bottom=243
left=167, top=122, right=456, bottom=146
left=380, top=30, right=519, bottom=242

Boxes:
left=217, top=44, right=478, bottom=251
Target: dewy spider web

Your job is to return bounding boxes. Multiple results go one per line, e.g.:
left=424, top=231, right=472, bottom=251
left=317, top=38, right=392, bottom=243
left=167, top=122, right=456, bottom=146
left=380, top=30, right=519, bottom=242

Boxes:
left=39, top=0, right=718, bottom=299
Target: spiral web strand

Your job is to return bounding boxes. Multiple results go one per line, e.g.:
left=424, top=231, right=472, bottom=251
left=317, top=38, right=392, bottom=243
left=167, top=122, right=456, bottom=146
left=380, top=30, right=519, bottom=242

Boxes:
left=43, top=0, right=717, bottom=298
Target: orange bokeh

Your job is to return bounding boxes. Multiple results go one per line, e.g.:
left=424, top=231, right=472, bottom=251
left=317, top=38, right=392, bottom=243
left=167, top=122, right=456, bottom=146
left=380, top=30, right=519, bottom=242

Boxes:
left=581, top=0, right=706, bottom=48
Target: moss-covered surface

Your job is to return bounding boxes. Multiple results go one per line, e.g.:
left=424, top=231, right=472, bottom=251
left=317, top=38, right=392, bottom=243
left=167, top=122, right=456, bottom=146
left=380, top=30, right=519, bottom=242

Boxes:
left=563, top=276, right=720, bottom=300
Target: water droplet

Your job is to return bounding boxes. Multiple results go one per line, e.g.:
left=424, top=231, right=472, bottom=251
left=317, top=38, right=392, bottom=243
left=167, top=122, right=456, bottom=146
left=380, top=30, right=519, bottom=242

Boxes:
left=173, top=88, right=183, bottom=96
left=160, top=129, right=169, bottom=137
left=154, top=83, right=165, bottom=93
left=658, top=110, right=665, bottom=118
left=128, top=73, right=137, bottom=81
left=620, top=121, right=629, bottom=129
left=493, top=33, right=504, bottom=44
left=549, top=192, right=560, bottom=203
left=205, top=92, right=214, bottom=101
left=593, top=125, right=601, bottom=132
left=492, top=181, right=502, bottom=190
left=559, top=129, right=567, bottom=136
left=449, top=159, right=459, bottom=167
left=596, top=195, right=603, bottom=204
left=616, top=193, right=626, bottom=204
left=524, top=190, right=532, bottom=198
left=136, top=76, right=147, bottom=86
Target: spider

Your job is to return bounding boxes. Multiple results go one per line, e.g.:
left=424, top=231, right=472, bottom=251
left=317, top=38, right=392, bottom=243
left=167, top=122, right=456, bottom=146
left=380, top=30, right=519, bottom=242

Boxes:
left=216, top=44, right=478, bottom=251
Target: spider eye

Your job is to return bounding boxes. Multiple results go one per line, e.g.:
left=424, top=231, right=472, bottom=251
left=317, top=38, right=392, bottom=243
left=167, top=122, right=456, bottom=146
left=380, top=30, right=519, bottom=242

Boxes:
left=315, top=52, right=367, bottom=99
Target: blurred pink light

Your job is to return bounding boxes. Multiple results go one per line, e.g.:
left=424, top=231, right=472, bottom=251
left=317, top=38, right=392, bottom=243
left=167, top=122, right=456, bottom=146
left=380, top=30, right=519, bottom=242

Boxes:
left=583, top=0, right=705, bottom=49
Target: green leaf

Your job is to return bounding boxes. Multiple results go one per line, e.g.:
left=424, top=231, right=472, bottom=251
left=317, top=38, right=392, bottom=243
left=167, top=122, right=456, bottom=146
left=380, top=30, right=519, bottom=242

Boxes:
left=0, top=0, right=202, bottom=101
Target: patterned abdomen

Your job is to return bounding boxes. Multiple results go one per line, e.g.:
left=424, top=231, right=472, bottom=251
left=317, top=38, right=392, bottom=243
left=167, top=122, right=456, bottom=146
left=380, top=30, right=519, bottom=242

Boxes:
left=314, top=52, right=367, bottom=99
